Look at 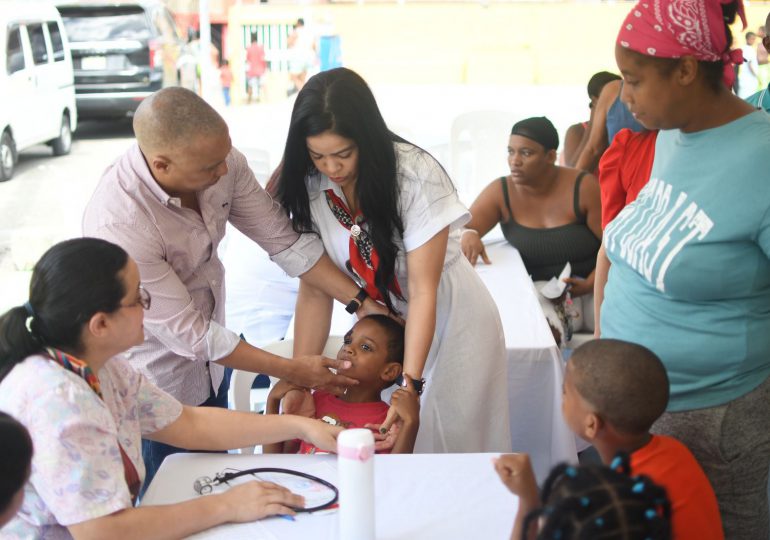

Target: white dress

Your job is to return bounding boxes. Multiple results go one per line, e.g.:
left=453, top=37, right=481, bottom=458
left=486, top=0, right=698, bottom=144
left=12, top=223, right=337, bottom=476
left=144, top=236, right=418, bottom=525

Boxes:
left=306, top=143, right=512, bottom=452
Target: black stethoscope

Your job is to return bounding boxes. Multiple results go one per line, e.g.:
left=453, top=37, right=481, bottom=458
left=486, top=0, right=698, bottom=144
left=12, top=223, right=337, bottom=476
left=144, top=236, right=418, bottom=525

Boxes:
left=193, top=467, right=339, bottom=513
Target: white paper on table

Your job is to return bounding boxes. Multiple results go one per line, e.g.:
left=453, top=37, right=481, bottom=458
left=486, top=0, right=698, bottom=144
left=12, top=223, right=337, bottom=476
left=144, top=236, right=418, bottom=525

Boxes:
left=185, top=521, right=277, bottom=540
left=540, top=262, right=572, bottom=300
left=538, top=262, right=571, bottom=299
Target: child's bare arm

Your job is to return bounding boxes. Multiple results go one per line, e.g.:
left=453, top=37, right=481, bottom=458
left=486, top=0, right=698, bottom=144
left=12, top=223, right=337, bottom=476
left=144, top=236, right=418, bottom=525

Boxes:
left=390, top=388, right=420, bottom=454
left=263, top=381, right=314, bottom=454
left=493, top=454, right=539, bottom=540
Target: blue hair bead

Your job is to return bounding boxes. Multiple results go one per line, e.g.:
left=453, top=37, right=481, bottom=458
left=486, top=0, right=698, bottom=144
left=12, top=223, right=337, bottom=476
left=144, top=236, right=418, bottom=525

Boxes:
left=595, top=517, right=604, bottom=527
left=645, top=509, right=657, bottom=520
left=610, top=456, right=623, bottom=469
left=632, top=481, right=645, bottom=494
left=580, top=496, right=590, bottom=507
left=565, top=466, right=577, bottom=477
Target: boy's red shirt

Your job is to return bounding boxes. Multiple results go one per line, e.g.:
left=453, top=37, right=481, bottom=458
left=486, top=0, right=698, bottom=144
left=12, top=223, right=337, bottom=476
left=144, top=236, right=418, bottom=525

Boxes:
left=631, top=434, right=723, bottom=540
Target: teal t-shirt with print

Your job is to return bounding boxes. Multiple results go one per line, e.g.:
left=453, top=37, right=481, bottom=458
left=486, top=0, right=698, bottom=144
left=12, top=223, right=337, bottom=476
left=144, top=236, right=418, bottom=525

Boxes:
left=601, top=111, right=770, bottom=412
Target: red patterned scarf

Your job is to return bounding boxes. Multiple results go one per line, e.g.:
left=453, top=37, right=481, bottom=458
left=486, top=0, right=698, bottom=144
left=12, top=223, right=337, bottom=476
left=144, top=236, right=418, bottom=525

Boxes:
left=616, top=0, right=746, bottom=87
left=324, top=189, right=402, bottom=302
left=46, top=347, right=141, bottom=503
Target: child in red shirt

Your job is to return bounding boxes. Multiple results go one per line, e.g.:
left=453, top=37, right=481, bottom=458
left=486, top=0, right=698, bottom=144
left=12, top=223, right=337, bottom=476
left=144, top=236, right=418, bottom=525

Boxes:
left=219, top=60, right=233, bottom=106
left=496, top=339, right=723, bottom=540
left=264, top=315, right=419, bottom=454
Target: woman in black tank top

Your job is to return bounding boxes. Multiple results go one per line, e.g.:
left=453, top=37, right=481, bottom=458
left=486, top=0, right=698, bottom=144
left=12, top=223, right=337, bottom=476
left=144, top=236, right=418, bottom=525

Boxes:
left=460, top=117, right=602, bottom=341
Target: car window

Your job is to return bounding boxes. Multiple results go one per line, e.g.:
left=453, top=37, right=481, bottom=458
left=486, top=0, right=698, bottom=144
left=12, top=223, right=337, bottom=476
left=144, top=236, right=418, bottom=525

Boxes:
left=28, top=24, right=49, bottom=65
left=59, top=7, right=152, bottom=42
left=6, top=26, right=25, bottom=74
left=47, top=21, right=66, bottom=62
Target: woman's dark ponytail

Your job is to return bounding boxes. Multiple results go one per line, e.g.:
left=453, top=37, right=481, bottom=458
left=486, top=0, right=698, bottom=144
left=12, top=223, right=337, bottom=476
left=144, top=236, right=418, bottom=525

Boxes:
left=0, top=307, right=41, bottom=381
left=0, top=238, right=128, bottom=382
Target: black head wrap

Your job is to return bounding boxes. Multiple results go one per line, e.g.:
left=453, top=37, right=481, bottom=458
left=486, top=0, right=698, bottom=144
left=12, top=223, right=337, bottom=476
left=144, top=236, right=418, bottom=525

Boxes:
left=510, top=117, right=559, bottom=151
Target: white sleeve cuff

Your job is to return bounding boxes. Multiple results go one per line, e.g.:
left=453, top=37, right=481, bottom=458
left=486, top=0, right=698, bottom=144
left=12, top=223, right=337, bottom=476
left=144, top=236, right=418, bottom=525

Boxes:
left=206, top=321, right=241, bottom=362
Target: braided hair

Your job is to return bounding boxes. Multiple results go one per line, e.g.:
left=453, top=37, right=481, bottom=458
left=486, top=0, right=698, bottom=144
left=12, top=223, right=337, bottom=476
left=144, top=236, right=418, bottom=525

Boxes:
left=523, top=453, right=671, bottom=540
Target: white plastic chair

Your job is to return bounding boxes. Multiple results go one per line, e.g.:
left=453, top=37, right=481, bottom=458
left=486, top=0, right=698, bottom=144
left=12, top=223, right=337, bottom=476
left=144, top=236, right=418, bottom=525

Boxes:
left=228, top=335, right=345, bottom=454
left=449, top=110, right=519, bottom=204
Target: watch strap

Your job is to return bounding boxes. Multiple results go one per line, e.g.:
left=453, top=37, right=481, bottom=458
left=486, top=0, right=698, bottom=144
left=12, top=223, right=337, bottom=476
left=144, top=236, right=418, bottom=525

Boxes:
left=345, top=288, right=368, bottom=314
left=396, top=374, right=426, bottom=395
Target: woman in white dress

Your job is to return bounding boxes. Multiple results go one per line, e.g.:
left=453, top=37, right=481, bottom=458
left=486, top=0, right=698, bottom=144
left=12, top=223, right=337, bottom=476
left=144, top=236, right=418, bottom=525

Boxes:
left=272, top=67, right=511, bottom=452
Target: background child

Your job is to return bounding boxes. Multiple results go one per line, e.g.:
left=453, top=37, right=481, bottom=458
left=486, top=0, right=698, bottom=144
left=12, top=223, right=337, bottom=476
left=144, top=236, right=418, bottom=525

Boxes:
left=264, top=315, right=419, bottom=454
left=0, top=412, right=32, bottom=528
left=219, top=60, right=232, bottom=106
left=502, top=339, right=722, bottom=540
left=494, top=452, right=671, bottom=540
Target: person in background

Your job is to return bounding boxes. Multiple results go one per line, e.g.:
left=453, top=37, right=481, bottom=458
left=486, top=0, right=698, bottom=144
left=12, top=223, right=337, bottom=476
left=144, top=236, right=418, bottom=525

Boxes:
left=219, top=59, right=233, bottom=106
left=82, top=87, right=388, bottom=491
left=562, top=71, right=621, bottom=168
left=574, top=77, right=645, bottom=173
left=272, top=67, right=511, bottom=453
left=462, top=117, right=602, bottom=345
left=0, top=412, right=32, bottom=530
left=592, top=126, right=657, bottom=334
left=287, top=18, right=316, bottom=95
left=245, top=32, right=267, bottom=103
left=0, top=238, right=341, bottom=538
left=757, top=26, right=769, bottom=88
left=737, top=31, right=759, bottom=98
left=745, top=12, right=770, bottom=111
left=603, top=1, right=770, bottom=537
left=265, top=315, right=419, bottom=455
left=494, top=452, right=671, bottom=540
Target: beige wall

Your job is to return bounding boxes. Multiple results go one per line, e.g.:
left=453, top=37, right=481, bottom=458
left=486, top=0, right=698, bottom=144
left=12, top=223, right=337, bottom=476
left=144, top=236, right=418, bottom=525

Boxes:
left=227, top=2, right=770, bottom=101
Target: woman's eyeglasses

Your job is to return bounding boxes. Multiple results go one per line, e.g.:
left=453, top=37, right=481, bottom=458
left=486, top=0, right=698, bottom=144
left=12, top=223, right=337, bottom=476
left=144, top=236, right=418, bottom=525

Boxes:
left=121, top=285, right=151, bottom=310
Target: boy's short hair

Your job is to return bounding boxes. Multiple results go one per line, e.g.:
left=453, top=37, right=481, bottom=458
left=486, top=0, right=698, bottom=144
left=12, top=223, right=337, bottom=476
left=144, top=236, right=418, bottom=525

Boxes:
left=570, top=339, right=669, bottom=435
left=359, top=315, right=404, bottom=365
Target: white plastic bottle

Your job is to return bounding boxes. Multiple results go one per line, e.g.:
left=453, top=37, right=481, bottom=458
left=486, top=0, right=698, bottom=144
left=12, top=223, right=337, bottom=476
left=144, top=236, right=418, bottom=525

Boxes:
left=337, top=428, right=376, bottom=540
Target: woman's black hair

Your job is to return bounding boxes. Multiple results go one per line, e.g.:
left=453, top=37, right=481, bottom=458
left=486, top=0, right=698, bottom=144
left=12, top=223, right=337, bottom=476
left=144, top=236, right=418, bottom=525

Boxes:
left=523, top=452, right=671, bottom=540
left=0, top=412, right=33, bottom=514
left=0, top=238, right=128, bottom=381
left=274, top=67, right=406, bottom=314
left=644, top=1, right=739, bottom=93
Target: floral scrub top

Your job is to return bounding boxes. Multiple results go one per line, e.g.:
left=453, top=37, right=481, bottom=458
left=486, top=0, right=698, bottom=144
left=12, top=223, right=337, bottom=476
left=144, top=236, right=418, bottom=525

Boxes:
left=0, top=354, right=182, bottom=539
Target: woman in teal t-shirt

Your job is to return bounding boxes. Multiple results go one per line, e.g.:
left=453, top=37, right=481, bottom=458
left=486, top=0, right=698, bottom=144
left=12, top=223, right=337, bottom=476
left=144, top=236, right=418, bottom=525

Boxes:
left=601, top=2, right=770, bottom=539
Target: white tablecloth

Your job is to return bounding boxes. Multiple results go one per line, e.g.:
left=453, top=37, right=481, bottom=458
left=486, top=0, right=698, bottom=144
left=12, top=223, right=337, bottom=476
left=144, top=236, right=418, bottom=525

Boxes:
left=475, top=240, right=582, bottom=479
left=286, top=239, right=579, bottom=481
left=142, top=452, right=517, bottom=540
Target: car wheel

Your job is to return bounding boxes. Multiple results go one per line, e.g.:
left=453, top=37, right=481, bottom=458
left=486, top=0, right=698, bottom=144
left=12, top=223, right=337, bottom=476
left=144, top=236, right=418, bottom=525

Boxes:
left=0, top=131, right=15, bottom=182
left=51, top=113, right=72, bottom=156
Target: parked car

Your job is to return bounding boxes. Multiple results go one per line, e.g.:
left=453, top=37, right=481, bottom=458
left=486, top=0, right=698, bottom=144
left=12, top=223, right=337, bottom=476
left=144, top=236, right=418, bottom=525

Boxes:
left=55, top=0, right=185, bottom=120
left=0, top=0, right=77, bottom=181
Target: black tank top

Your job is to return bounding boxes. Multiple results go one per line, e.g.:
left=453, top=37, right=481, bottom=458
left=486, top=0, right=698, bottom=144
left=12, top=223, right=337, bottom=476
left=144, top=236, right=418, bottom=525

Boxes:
left=500, top=172, right=601, bottom=281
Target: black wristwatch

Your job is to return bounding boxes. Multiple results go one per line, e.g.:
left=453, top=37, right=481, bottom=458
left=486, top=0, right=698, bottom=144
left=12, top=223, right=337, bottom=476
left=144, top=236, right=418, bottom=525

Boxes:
left=396, top=374, right=426, bottom=395
left=345, top=288, right=368, bottom=314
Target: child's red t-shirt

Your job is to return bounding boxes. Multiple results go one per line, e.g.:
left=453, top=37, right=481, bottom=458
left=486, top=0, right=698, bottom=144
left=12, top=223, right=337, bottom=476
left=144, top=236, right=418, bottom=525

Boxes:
left=631, top=434, right=723, bottom=540
left=298, top=390, right=390, bottom=454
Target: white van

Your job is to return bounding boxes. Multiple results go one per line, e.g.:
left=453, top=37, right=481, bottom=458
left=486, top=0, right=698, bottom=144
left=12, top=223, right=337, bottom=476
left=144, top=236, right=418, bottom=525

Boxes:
left=0, top=1, right=77, bottom=181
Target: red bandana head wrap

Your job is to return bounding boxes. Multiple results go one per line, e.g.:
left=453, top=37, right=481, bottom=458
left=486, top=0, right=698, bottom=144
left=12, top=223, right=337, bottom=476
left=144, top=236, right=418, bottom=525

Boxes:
left=616, top=0, right=747, bottom=87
